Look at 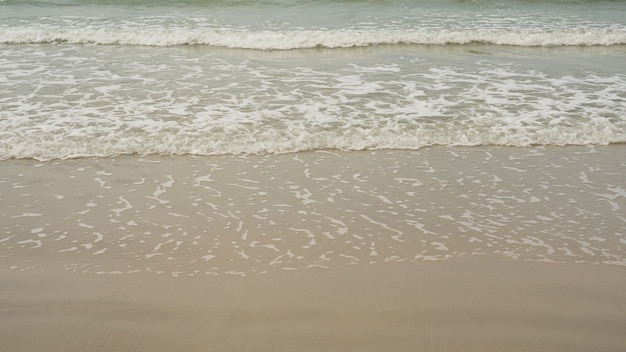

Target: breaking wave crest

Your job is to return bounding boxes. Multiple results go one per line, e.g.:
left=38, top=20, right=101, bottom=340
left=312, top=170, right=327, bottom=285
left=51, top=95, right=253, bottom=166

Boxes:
left=2, top=27, right=625, bottom=48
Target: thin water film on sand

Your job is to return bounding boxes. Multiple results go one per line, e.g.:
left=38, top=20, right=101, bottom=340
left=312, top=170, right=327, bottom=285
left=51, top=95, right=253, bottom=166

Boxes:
left=2, top=147, right=624, bottom=277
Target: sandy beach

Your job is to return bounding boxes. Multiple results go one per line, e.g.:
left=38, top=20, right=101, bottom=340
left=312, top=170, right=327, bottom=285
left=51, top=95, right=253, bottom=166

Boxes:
left=1, top=146, right=625, bottom=351
left=2, top=0, right=625, bottom=349
left=2, top=255, right=625, bottom=352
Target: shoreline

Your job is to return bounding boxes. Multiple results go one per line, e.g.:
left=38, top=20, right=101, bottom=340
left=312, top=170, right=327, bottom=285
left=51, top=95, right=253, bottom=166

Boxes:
left=1, top=145, right=625, bottom=351
left=2, top=145, right=624, bottom=276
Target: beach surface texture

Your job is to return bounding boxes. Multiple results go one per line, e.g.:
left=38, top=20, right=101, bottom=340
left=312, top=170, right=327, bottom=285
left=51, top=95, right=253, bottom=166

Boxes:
left=2, top=147, right=626, bottom=351
left=1, top=0, right=626, bottom=350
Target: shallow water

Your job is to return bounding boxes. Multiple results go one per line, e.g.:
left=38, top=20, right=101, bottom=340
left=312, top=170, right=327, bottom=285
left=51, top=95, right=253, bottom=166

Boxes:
left=2, top=43, right=625, bottom=160
left=1, top=0, right=625, bottom=159
left=2, top=146, right=624, bottom=277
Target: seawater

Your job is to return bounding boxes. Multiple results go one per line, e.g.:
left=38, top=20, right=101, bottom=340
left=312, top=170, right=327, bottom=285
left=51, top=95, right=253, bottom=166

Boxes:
left=1, top=0, right=625, bottom=160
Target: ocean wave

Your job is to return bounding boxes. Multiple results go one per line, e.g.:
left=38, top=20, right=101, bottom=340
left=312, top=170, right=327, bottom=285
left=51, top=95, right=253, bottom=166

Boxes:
left=2, top=123, right=624, bottom=161
left=2, top=27, right=625, bottom=48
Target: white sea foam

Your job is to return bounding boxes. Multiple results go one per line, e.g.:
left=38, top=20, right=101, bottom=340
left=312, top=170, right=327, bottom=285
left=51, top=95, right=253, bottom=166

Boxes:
left=0, top=1, right=625, bottom=160
left=1, top=27, right=624, bottom=48
left=1, top=44, right=624, bottom=160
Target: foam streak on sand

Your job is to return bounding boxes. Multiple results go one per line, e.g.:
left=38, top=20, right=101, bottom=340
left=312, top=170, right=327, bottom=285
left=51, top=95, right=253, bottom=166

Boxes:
left=2, top=147, right=626, bottom=351
left=0, top=145, right=626, bottom=352
left=1, top=146, right=625, bottom=277
left=1, top=0, right=626, bottom=349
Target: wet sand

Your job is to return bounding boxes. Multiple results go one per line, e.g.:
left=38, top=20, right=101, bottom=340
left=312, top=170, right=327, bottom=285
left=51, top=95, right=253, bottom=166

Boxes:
left=1, top=146, right=625, bottom=351
left=2, top=255, right=626, bottom=352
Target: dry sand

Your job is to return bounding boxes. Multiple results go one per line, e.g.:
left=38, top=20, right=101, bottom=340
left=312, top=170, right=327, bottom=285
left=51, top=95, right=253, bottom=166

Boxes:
left=1, top=146, right=625, bottom=351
